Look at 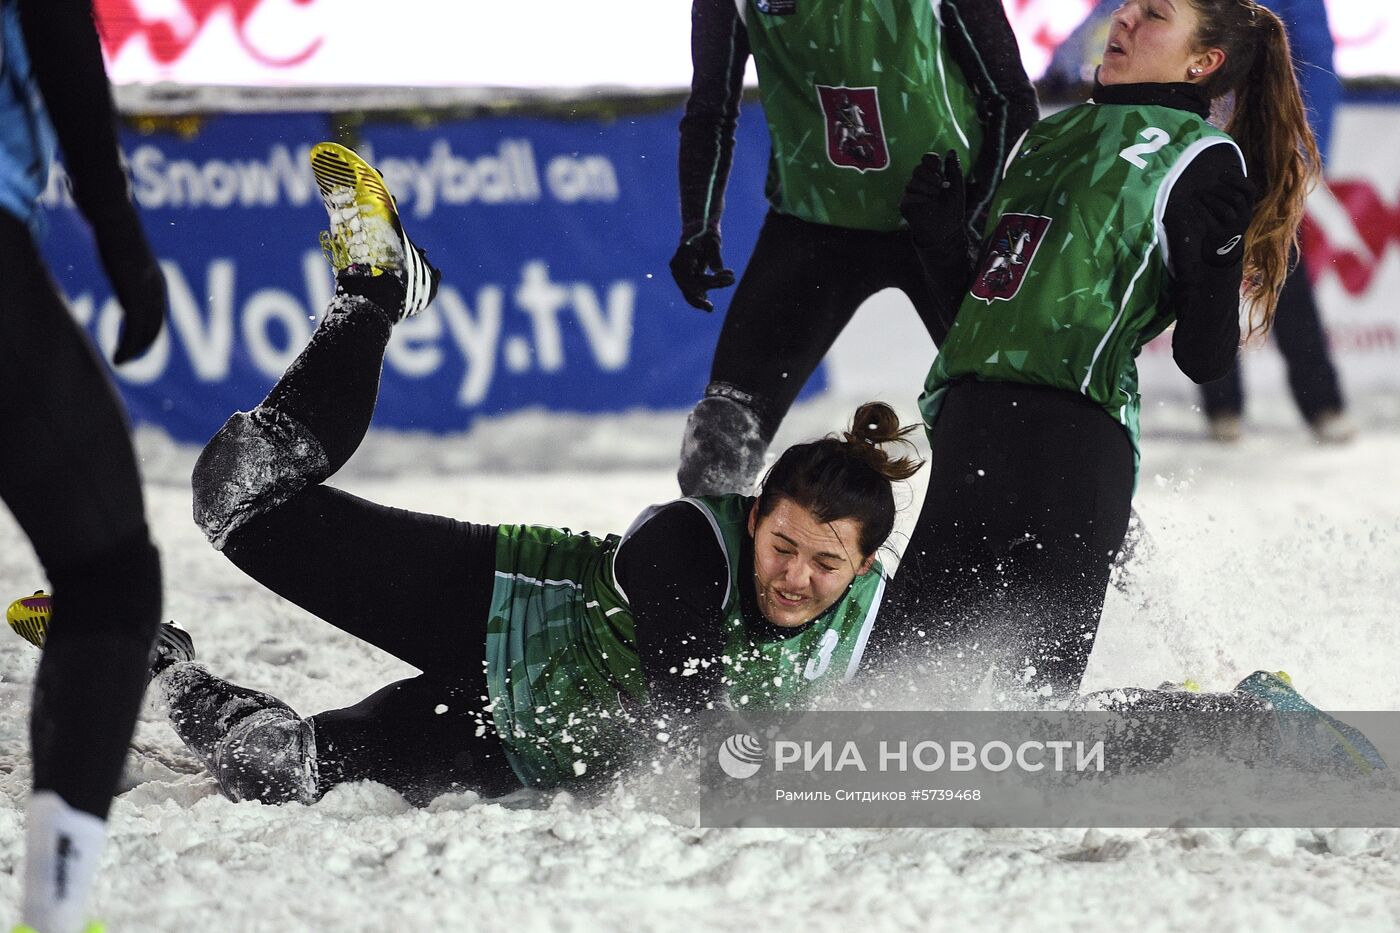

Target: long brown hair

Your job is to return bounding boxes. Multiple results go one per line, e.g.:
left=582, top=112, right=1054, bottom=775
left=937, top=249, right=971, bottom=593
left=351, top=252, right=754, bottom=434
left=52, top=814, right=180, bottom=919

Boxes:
left=1190, top=0, right=1322, bottom=338
left=757, top=402, right=923, bottom=558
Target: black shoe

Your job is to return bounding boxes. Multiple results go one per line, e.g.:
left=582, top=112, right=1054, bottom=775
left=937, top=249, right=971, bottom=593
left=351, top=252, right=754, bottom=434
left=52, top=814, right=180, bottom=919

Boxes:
left=150, top=621, right=196, bottom=678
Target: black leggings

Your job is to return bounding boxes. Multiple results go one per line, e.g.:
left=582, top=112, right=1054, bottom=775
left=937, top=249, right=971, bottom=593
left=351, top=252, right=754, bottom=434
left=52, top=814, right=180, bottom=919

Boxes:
left=872, top=381, right=1135, bottom=701
left=225, top=490, right=520, bottom=800
left=709, top=210, right=952, bottom=434
left=0, top=210, right=161, bottom=818
left=192, top=293, right=518, bottom=799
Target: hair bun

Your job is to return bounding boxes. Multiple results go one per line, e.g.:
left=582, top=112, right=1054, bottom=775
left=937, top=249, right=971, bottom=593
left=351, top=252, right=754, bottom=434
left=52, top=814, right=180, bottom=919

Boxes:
left=842, top=402, right=923, bottom=481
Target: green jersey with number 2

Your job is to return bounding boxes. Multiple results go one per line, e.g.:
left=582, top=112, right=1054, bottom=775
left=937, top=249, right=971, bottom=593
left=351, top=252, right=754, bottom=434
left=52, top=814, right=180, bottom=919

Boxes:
left=921, top=102, right=1244, bottom=472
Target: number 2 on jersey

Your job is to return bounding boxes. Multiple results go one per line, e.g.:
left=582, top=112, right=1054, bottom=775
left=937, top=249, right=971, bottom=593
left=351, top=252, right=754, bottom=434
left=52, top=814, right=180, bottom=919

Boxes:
left=1120, top=127, right=1170, bottom=169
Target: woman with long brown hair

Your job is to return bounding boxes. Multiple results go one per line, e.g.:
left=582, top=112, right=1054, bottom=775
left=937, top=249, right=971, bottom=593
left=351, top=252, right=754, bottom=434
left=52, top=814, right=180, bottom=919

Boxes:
left=874, top=0, right=1319, bottom=702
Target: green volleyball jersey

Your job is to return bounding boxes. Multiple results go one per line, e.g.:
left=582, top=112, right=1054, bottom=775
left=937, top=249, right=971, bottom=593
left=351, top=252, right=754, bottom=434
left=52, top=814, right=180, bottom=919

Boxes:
left=483, top=495, right=887, bottom=788
left=484, top=522, right=643, bottom=789
left=743, top=0, right=982, bottom=231
left=677, top=496, right=887, bottom=708
left=921, top=102, right=1243, bottom=465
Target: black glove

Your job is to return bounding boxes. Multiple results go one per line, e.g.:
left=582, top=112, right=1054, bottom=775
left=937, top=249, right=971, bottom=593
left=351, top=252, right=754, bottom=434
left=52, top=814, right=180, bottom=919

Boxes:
left=669, top=230, right=735, bottom=312
left=94, top=210, right=168, bottom=365
left=899, top=150, right=968, bottom=260
left=1169, top=168, right=1256, bottom=277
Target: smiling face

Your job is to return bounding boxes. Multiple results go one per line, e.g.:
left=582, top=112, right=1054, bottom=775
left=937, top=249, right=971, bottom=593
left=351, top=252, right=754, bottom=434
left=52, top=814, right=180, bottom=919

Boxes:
left=747, top=497, right=876, bottom=629
left=1099, top=0, right=1224, bottom=86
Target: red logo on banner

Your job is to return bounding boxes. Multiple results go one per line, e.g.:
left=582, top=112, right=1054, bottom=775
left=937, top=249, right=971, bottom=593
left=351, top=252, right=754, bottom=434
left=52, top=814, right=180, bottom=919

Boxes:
left=816, top=86, right=889, bottom=172
left=95, top=0, right=323, bottom=67
left=969, top=213, right=1053, bottom=303
left=1302, top=181, right=1400, bottom=296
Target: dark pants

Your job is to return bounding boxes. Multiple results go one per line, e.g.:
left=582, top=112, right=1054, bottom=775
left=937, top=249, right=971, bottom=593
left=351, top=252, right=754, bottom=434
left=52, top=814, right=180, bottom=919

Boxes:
left=707, top=211, right=952, bottom=432
left=224, top=490, right=520, bottom=801
left=189, top=296, right=519, bottom=801
left=678, top=210, right=959, bottom=496
left=1200, top=256, right=1345, bottom=422
left=0, top=210, right=161, bottom=818
left=871, top=382, right=1135, bottom=701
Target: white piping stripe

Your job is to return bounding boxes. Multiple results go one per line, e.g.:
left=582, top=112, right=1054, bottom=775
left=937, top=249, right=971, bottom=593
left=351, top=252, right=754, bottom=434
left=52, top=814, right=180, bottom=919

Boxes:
left=1003, top=128, right=1030, bottom=180
left=493, top=570, right=585, bottom=591
left=843, top=572, right=888, bottom=681
left=611, top=497, right=733, bottom=608
left=928, top=0, right=970, bottom=149
left=1081, top=231, right=1157, bottom=394
left=680, top=497, right=733, bottom=608
left=1080, top=134, right=1245, bottom=394
left=935, top=54, right=972, bottom=150
left=1154, top=136, right=1246, bottom=272
left=612, top=502, right=669, bottom=605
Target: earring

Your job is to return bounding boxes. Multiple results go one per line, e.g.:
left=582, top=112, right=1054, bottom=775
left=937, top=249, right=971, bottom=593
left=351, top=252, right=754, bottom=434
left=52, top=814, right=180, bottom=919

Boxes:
left=1189, top=66, right=1203, bottom=77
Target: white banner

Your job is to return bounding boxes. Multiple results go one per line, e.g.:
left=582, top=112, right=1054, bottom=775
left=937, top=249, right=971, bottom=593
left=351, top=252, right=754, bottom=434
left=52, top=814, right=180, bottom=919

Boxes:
left=95, top=0, right=1400, bottom=90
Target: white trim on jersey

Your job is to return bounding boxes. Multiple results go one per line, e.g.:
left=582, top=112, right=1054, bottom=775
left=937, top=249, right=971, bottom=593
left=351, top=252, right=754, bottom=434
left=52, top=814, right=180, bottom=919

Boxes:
left=492, top=570, right=585, bottom=591
left=611, top=502, right=666, bottom=607
left=1002, top=127, right=1031, bottom=180
left=1082, top=226, right=1158, bottom=394
left=1081, top=134, right=1245, bottom=395
left=932, top=11, right=972, bottom=152
left=1153, top=135, right=1247, bottom=273
left=678, top=496, right=733, bottom=607
left=842, top=570, right=887, bottom=682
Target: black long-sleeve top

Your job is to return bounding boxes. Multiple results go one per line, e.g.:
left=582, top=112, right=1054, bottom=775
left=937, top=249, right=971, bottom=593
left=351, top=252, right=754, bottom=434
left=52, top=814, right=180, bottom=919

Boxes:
left=678, top=0, right=1040, bottom=239
left=616, top=500, right=804, bottom=712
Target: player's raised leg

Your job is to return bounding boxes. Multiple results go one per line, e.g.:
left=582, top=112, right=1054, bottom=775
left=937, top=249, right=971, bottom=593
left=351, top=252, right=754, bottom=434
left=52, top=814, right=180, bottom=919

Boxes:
left=192, top=142, right=441, bottom=551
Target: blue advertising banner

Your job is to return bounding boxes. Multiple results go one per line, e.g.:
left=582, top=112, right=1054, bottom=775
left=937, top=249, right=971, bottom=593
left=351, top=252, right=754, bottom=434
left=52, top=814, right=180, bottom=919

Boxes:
left=38, top=107, right=796, bottom=443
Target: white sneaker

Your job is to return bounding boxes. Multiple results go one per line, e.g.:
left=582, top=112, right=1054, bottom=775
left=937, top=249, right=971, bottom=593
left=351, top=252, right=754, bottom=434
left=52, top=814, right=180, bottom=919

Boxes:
left=1207, top=414, right=1243, bottom=443
left=1309, top=410, right=1357, bottom=445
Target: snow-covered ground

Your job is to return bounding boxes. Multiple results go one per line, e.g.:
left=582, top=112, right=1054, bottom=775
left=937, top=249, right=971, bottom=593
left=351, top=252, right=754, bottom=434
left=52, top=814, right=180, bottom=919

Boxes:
left=2, top=338, right=1400, bottom=930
